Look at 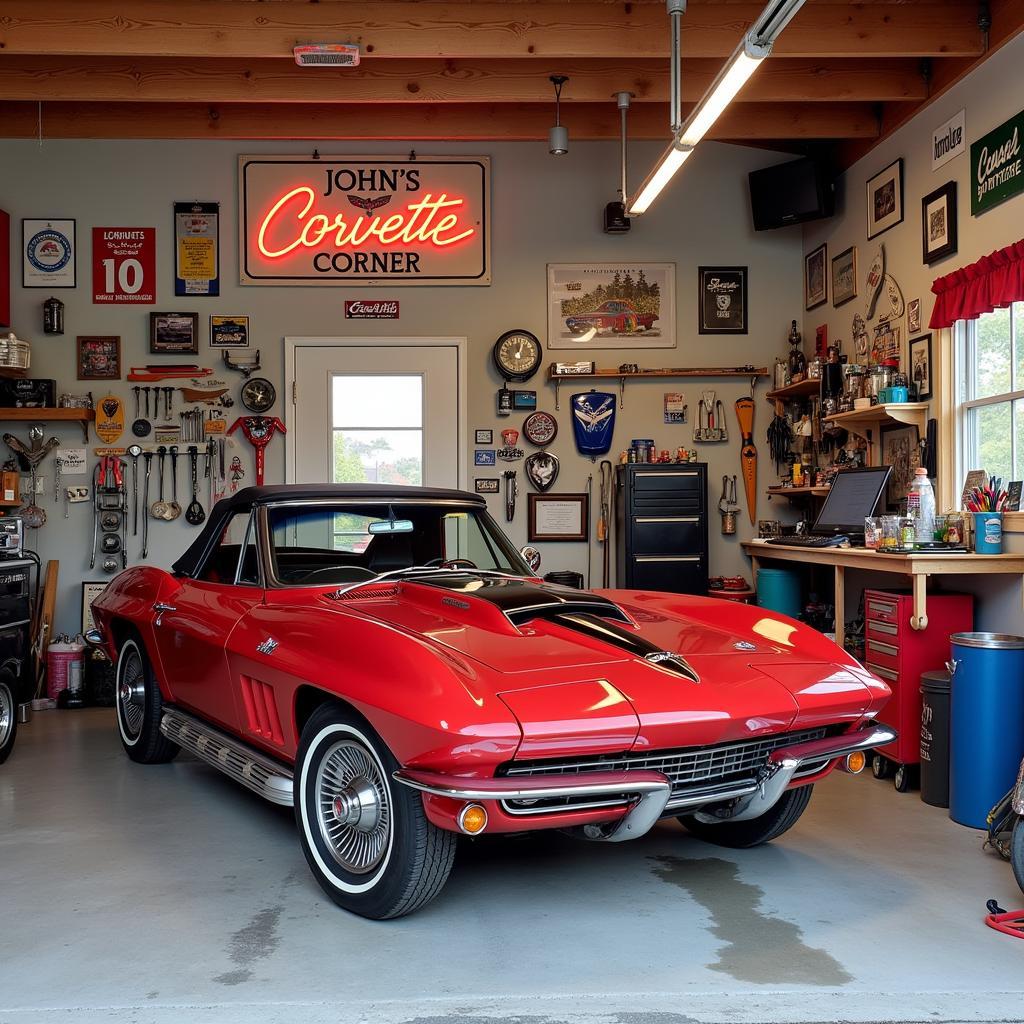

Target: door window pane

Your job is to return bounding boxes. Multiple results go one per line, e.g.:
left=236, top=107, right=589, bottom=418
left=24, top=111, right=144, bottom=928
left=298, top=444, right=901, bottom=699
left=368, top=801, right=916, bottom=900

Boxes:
left=332, top=375, right=422, bottom=428
left=334, top=429, right=423, bottom=485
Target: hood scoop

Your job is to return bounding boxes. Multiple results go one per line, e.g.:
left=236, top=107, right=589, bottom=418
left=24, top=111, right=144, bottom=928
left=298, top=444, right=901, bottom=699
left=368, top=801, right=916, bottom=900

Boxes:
left=547, top=611, right=700, bottom=684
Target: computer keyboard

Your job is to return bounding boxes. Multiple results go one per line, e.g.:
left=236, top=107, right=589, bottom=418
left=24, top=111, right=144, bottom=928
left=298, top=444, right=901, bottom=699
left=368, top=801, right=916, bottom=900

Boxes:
left=765, top=534, right=849, bottom=548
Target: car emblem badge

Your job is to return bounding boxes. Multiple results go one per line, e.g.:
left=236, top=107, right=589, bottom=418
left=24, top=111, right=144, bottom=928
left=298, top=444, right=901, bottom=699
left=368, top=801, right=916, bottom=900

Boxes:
left=734, top=641, right=756, bottom=651
left=256, top=637, right=279, bottom=655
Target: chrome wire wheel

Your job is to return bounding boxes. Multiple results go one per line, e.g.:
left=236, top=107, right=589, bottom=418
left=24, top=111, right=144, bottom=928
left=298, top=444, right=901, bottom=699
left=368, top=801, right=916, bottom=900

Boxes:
left=0, top=683, right=11, bottom=749
left=117, top=647, right=146, bottom=742
left=315, top=739, right=391, bottom=875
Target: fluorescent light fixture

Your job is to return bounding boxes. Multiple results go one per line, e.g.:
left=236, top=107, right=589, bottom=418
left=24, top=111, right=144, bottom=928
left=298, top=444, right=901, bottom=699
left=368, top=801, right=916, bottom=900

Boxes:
left=628, top=143, right=692, bottom=215
left=627, top=0, right=807, bottom=216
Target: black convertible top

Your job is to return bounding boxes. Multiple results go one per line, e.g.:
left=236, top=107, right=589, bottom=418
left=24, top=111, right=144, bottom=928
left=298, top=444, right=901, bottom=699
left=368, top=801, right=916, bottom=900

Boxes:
left=171, top=482, right=484, bottom=578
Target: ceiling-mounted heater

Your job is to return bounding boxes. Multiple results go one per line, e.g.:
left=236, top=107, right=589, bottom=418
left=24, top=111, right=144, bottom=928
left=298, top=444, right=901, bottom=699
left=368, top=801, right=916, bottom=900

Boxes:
left=603, top=92, right=633, bottom=234
left=293, top=43, right=361, bottom=67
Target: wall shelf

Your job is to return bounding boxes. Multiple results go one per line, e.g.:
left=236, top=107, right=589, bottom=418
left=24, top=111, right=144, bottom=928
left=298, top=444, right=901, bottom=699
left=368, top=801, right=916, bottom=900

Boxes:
left=767, top=486, right=830, bottom=500
left=823, top=402, right=929, bottom=434
left=547, top=365, right=768, bottom=409
left=766, top=378, right=820, bottom=404
left=0, top=407, right=95, bottom=443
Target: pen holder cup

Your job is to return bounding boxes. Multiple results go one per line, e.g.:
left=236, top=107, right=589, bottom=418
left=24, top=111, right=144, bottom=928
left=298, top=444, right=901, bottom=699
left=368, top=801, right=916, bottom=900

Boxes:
left=972, top=511, right=1003, bottom=553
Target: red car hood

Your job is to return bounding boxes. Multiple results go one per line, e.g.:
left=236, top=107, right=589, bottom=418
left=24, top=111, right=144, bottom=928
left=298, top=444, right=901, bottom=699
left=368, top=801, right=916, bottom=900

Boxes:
left=331, top=576, right=884, bottom=753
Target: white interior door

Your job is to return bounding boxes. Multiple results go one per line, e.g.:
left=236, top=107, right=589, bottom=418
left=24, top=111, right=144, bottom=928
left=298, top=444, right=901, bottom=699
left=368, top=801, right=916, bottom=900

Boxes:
left=288, top=339, right=463, bottom=488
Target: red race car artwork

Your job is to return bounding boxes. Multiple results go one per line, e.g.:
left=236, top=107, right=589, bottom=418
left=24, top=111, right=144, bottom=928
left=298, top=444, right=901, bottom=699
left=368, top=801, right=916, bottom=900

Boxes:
left=564, top=299, right=658, bottom=336
left=89, top=484, right=894, bottom=920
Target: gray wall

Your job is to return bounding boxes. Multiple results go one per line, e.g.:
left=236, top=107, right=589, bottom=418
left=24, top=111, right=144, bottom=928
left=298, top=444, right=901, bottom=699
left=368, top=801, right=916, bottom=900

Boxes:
left=0, top=137, right=803, bottom=632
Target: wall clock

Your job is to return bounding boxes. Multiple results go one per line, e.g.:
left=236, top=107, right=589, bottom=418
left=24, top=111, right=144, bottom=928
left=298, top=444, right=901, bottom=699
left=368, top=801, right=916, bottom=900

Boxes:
left=240, top=377, right=276, bottom=413
left=523, top=410, right=558, bottom=446
left=492, top=329, right=541, bottom=383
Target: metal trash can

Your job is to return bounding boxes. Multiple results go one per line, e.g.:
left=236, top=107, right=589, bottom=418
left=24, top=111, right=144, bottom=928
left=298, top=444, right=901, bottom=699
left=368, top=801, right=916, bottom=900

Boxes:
left=920, top=669, right=951, bottom=808
left=948, top=633, right=1024, bottom=829
left=756, top=567, right=801, bottom=619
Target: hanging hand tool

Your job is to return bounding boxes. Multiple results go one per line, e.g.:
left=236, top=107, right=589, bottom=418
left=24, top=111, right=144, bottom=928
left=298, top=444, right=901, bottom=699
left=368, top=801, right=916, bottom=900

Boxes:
left=503, top=470, right=517, bottom=523
left=585, top=473, right=594, bottom=589
left=719, top=474, right=739, bottom=535
left=598, top=460, right=613, bottom=588
left=151, top=446, right=170, bottom=520
left=167, top=445, right=182, bottom=520
left=185, top=445, right=206, bottom=525
left=735, top=396, right=758, bottom=525
left=715, top=399, right=728, bottom=441
left=164, top=387, right=174, bottom=419
left=127, top=444, right=142, bottom=535
left=141, top=451, right=153, bottom=558
left=142, top=386, right=151, bottom=422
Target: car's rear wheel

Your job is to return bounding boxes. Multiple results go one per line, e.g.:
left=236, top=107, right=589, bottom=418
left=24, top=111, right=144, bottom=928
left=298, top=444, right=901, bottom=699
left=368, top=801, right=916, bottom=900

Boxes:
left=294, top=703, right=456, bottom=920
left=1011, top=816, right=1024, bottom=897
left=679, top=784, right=814, bottom=849
left=115, top=637, right=179, bottom=764
left=0, top=674, right=17, bottom=765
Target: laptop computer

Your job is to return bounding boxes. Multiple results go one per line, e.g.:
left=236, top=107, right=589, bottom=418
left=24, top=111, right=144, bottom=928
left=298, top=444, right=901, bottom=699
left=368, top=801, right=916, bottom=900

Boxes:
left=766, top=465, right=892, bottom=547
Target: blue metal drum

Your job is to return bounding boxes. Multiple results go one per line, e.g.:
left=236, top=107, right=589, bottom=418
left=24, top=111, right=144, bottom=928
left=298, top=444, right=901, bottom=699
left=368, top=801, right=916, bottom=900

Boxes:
left=948, top=632, right=1024, bottom=829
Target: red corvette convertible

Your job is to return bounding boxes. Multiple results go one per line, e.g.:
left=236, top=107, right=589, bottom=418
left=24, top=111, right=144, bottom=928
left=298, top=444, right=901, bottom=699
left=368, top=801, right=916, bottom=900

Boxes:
left=89, top=484, right=894, bottom=920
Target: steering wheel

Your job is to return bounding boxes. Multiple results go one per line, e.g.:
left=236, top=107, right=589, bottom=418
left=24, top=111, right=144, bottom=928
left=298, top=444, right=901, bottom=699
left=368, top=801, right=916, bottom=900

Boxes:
left=301, top=566, right=376, bottom=584
left=422, top=558, right=478, bottom=569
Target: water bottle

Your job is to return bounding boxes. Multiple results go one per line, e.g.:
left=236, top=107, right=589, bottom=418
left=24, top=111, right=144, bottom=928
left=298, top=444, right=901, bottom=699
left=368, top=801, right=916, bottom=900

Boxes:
left=906, top=467, right=936, bottom=543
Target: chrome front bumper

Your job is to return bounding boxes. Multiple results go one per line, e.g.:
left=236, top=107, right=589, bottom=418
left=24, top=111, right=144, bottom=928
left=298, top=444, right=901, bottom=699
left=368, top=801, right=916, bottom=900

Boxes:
left=394, top=723, right=897, bottom=841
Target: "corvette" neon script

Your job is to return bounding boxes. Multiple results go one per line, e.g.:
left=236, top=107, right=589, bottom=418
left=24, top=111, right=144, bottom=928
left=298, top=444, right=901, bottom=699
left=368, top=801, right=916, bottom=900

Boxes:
left=256, top=185, right=476, bottom=275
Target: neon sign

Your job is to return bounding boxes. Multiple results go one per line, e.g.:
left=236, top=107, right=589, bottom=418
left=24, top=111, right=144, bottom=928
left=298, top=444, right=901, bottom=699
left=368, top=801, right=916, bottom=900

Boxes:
left=239, top=156, right=489, bottom=286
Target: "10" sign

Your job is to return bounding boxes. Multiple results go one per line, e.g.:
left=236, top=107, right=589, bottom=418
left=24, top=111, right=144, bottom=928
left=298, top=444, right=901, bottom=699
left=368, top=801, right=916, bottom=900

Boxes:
left=93, top=227, right=156, bottom=304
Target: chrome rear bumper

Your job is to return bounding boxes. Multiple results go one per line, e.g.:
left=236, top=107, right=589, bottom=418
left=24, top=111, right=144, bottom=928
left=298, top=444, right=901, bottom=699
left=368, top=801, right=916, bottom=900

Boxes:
left=394, top=724, right=897, bottom=841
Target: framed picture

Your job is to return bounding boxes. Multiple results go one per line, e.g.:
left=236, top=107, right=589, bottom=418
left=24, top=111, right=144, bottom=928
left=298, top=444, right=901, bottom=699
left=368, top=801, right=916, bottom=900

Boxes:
left=867, top=158, right=904, bottom=239
left=149, top=312, right=198, bottom=354
left=921, top=181, right=958, bottom=265
left=81, top=581, right=108, bottom=634
left=528, top=492, right=589, bottom=542
left=831, top=246, right=857, bottom=307
left=474, top=478, right=499, bottom=493
left=76, top=336, right=121, bottom=380
left=474, top=450, right=496, bottom=466
left=697, top=266, right=747, bottom=334
left=209, top=315, right=249, bottom=348
left=547, top=262, right=675, bottom=349
left=907, top=298, right=922, bottom=334
left=880, top=422, right=920, bottom=508
left=22, top=218, right=76, bottom=288
left=804, top=243, right=827, bottom=310
left=909, top=333, right=933, bottom=400
left=474, top=429, right=493, bottom=445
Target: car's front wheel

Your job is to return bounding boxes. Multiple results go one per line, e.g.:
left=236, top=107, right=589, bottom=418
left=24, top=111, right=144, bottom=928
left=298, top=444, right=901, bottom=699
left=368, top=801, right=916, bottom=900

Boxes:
left=679, top=784, right=814, bottom=849
left=0, top=673, right=18, bottom=765
left=294, top=704, right=457, bottom=920
left=115, top=636, right=179, bottom=764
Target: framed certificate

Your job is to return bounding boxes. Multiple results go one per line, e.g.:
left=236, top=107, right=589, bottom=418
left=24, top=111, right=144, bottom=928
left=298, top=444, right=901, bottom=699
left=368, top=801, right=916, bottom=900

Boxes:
left=528, top=493, right=589, bottom=542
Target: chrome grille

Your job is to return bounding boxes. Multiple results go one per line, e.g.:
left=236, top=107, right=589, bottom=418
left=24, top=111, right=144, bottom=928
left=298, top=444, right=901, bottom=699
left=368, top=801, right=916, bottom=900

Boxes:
left=500, top=726, right=831, bottom=814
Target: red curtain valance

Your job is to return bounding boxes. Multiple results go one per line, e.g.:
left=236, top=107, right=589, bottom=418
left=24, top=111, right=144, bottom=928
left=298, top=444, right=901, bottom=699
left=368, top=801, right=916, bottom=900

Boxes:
left=929, top=237, right=1024, bottom=329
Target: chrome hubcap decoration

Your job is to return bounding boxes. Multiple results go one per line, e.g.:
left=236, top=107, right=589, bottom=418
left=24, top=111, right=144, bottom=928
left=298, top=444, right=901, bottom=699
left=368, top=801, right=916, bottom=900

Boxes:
left=118, top=653, right=146, bottom=739
left=316, top=740, right=390, bottom=875
left=0, top=685, right=11, bottom=748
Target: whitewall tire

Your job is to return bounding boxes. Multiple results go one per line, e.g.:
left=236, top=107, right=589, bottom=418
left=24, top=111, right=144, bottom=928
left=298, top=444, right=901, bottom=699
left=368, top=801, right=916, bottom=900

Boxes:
left=115, top=637, right=178, bottom=764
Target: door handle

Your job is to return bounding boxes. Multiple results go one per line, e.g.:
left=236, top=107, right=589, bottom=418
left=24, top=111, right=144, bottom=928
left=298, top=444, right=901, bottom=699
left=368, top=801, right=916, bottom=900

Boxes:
left=153, top=602, right=177, bottom=626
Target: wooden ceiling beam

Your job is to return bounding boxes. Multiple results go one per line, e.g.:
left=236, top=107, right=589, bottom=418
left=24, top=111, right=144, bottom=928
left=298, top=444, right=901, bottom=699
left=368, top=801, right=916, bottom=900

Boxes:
left=0, top=56, right=929, bottom=105
left=0, top=100, right=880, bottom=141
left=0, top=1, right=983, bottom=60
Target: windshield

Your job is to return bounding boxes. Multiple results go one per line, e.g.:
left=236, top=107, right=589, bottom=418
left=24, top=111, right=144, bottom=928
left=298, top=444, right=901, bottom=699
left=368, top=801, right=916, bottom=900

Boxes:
left=265, top=501, right=532, bottom=586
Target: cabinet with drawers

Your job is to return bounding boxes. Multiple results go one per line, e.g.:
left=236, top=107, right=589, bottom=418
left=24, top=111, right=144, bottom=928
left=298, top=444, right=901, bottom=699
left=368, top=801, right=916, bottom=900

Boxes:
left=863, top=589, right=973, bottom=783
left=615, top=464, right=708, bottom=595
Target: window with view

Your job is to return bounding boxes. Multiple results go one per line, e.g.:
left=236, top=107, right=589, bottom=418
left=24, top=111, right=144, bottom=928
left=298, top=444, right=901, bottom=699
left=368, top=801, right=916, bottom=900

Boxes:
left=959, top=301, right=1024, bottom=484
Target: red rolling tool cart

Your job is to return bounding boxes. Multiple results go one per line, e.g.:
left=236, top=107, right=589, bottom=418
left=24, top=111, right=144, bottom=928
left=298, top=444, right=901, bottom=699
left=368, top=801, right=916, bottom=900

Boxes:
left=862, top=588, right=973, bottom=793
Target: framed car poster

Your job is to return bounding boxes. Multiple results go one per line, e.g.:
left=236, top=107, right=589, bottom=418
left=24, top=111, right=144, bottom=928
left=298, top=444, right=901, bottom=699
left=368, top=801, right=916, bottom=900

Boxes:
left=174, top=201, right=220, bottom=296
left=547, top=262, right=675, bottom=349
left=209, top=315, right=249, bottom=348
left=150, top=312, right=199, bottom=354
left=22, top=219, right=76, bottom=288
left=697, top=266, right=747, bottom=334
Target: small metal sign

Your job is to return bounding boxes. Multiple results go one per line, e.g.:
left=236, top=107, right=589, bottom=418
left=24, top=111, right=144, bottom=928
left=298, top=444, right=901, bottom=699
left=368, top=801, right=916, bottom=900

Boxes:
left=971, top=108, right=1024, bottom=215
left=344, top=299, right=400, bottom=319
left=932, top=109, right=966, bottom=171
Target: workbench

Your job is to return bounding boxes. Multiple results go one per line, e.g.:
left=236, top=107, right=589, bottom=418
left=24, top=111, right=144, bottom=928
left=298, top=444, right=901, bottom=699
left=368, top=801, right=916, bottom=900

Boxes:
left=741, top=540, right=1024, bottom=646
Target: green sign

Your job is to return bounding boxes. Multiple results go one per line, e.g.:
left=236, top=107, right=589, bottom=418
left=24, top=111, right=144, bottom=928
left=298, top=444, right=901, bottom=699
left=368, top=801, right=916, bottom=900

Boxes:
left=971, top=109, right=1024, bottom=215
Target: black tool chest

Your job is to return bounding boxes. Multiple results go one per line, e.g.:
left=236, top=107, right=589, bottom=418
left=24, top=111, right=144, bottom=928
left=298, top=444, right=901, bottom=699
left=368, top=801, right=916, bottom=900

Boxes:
left=614, top=464, right=709, bottom=594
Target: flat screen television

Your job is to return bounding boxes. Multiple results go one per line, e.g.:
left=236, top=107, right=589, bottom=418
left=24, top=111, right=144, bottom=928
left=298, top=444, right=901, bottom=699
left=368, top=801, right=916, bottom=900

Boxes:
left=748, top=157, right=835, bottom=231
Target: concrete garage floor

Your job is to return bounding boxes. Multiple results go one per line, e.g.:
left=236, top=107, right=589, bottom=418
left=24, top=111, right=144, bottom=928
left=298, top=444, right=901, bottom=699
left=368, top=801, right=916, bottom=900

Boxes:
left=2, top=711, right=1023, bottom=1024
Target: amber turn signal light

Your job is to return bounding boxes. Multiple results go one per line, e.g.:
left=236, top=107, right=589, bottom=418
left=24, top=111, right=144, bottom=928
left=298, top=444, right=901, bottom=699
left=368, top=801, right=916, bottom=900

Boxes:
left=845, top=751, right=867, bottom=774
left=458, top=803, right=488, bottom=835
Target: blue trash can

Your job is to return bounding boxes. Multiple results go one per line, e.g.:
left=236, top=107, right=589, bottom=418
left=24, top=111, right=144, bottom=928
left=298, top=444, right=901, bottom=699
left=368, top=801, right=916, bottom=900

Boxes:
left=948, top=632, right=1024, bottom=829
left=755, top=567, right=801, bottom=619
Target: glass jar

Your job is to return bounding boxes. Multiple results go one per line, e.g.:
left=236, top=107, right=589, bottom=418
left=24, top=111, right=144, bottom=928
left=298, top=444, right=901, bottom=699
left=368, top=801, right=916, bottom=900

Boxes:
left=880, top=515, right=900, bottom=549
left=898, top=516, right=916, bottom=550
left=864, top=517, right=882, bottom=549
